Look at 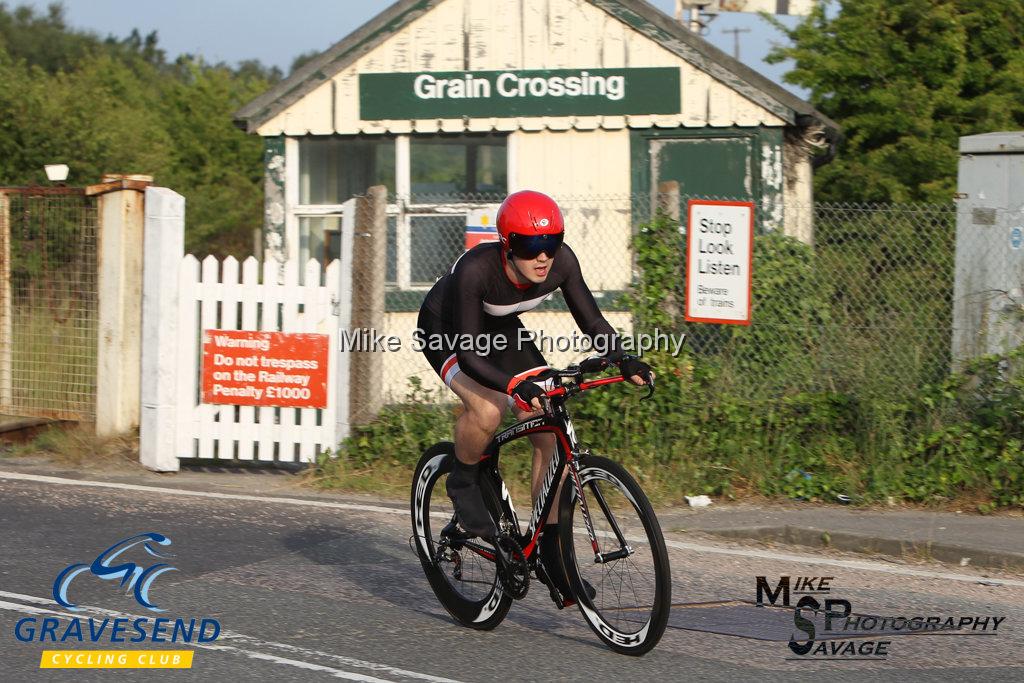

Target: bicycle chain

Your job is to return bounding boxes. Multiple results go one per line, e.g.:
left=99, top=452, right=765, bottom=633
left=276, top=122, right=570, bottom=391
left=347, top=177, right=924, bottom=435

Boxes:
left=494, top=534, right=529, bottom=600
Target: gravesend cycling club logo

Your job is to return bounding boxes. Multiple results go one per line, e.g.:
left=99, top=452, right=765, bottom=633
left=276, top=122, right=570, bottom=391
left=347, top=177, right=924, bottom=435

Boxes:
left=13, top=532, right=221, bottom=670
left=54, top=532, right=177, bottom=612
left=756, top=575, right=1007, bottom=661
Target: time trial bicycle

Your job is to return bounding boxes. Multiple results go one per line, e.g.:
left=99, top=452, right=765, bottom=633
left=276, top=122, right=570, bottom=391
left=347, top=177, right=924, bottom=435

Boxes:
left=410, top=356, right=671, bottom=656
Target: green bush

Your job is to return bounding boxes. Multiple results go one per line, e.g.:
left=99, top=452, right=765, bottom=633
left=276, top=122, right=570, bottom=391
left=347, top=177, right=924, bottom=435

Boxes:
left=331, top=377, right=455, bottom=469
left=900, top=349, right=1024, bottom=507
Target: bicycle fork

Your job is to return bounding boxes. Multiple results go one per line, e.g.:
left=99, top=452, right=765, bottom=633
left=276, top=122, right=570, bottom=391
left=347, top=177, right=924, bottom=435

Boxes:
left=568, top=451, right=634, bottom=564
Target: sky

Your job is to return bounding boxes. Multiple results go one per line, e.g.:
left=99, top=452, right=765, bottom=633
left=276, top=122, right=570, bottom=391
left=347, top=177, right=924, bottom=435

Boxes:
left=17, top=0, right=809, bottom=98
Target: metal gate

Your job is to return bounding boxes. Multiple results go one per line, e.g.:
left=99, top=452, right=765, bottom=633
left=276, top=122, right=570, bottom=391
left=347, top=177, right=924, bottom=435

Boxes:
left=0, top=187, right=98, bottom=421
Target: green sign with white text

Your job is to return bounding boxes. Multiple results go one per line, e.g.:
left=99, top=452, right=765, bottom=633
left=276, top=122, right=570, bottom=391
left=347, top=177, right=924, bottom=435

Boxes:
left=359, top=68, right=680, bottom=120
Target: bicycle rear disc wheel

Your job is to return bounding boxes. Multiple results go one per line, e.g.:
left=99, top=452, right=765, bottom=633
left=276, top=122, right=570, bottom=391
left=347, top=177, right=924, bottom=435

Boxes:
left=558, top=454, right=671, bottom=655
left=411, top=442, right=512, bottom=630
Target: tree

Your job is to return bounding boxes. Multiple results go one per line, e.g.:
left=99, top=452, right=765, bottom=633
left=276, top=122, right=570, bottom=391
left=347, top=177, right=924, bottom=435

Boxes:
left=289, top=50, right=320, bottom=75
left=235, top=58, right=282, bottom=85
left=0, top=2, right=96, bottom=73
left=0, top=3, right=280, bottom=257
left=0, top=51, right=172, bottom=185
left=0, top=3, right=166, bottom=73
left=159, top=58, right=271, bottom=257
left=767, top=0, right=1024, bottom=203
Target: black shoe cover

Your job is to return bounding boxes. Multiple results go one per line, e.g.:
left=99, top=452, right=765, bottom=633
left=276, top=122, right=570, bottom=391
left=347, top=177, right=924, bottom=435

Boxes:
left=539, top=523, right=596, bottom=606
left=445, top=459, right=497, bottom=539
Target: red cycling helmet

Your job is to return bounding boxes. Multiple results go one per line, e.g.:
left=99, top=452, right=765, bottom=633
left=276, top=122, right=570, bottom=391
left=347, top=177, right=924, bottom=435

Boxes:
left=496, top=190, right=565, bottom=261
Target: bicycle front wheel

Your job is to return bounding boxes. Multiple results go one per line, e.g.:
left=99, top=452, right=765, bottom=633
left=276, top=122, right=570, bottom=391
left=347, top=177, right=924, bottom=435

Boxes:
left=558, top=454, right=671, bottom=656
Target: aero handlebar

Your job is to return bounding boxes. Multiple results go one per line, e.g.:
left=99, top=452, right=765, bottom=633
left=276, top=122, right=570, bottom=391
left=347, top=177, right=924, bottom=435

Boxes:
left=540, top=356, right=655, bottom=402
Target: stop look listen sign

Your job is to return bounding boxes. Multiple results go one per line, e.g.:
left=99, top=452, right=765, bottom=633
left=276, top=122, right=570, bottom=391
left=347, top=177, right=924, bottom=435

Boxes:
left=685, top=200, right=754, bottom=325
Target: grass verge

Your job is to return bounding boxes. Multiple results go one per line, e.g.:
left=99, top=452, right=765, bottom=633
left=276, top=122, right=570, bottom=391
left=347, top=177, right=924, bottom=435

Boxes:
left=3, top=422, right=140, bottom=469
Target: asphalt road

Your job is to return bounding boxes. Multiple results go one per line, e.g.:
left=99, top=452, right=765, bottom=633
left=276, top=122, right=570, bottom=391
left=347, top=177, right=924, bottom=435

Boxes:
left=1, top=474, right=1022, bottom=682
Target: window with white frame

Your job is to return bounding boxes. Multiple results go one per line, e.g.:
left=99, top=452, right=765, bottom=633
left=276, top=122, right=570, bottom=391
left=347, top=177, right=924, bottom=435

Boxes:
left=293, top=137, right=394, bottom=281
left=292, top=133, right=507, bottom=290
left=409, top=134, right=507, bottom=201
left=299, top=136, right=396, bottom=205
left=398, top=134, right=507, bottom=288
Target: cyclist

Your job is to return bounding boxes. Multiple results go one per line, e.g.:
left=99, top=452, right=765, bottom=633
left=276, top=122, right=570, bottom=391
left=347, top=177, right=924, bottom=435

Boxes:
left=416, top=189, right=652, bottom=605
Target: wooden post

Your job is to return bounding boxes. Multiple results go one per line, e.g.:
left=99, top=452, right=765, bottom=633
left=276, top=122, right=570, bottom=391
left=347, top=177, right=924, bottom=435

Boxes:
left=656, top=180, right=682, bottom=326
left=0, top=191, right=11, bottom=411
left=348, top=186, right=388, bottom=426
left=334, top=197, right=356, bottom=445
left=91, top=174, right=152, bottom=436
left=657, top=180, right=681, bottom=222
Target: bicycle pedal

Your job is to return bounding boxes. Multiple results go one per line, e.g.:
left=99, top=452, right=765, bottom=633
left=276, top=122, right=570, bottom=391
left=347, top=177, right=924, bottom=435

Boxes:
left=440, top=520, right=472, bottom=547
left=535, top=564, right=565, bottom=609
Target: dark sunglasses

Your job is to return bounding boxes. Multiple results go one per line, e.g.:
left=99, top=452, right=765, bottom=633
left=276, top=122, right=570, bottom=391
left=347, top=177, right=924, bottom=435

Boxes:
left=508, top=232, right=563, bottom=260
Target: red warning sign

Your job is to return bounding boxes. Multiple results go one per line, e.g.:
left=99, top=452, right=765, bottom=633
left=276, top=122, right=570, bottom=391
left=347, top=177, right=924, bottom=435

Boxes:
left=201, top=330, right=328, bottom=408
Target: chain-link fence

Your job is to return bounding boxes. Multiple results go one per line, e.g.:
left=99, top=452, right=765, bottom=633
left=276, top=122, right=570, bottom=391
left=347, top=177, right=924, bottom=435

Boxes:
left=0, top=188, right=98, bottom=420
left=354, top=190, right=1023, bottom=415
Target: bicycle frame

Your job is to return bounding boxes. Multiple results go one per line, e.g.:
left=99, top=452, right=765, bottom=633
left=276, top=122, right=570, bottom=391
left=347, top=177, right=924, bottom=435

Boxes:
left=469, top=373, right=631, bottom=564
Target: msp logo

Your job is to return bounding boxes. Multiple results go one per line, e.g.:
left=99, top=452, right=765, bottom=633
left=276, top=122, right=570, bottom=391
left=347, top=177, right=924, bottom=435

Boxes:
left=755, top=575, right=1006, bottom=661
left=54, top=533, right=177, bottom=612
left=14, top=532, right=221, bottom=669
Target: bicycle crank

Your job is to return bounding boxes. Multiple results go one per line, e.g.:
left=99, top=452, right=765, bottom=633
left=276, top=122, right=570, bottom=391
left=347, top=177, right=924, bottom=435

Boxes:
left=494, top=534, right=529, bottom=599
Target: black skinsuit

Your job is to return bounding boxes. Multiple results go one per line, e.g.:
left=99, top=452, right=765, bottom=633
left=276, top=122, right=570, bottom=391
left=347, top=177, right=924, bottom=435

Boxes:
left=418, top=242, right=621, bottom=393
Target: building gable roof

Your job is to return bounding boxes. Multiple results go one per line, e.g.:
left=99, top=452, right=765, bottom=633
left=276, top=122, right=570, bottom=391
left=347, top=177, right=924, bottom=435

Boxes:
left=234, top=0, right=838, bottom=135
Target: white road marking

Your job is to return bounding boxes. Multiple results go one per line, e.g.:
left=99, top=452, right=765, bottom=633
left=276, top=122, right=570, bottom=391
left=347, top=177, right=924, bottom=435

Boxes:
left=0, top=599, right=59, bottom=615
left=655, top=538, right=1024, bottom=588
left=0, top=470, right=407, bottom=516
left=2, top=469, right=1022, bottom=588
left=200, top=644, right=406, bottom=682
left=0, top=590, right=461, bottom=683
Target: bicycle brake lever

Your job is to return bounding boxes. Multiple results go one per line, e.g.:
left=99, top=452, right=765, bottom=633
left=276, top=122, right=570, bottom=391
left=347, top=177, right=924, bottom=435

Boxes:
left=639, top=377, right=655, bottom=402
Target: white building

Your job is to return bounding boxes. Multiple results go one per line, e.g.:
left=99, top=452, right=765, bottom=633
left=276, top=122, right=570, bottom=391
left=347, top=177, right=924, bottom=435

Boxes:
left=235, top=0, right=838, bottom=401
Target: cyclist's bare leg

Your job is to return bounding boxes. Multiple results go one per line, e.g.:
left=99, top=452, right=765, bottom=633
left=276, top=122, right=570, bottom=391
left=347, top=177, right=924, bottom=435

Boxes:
left=444, top=373, right=510, bottom=537
left=448, top=373, right=563, bottom=524
left=450, top=372, right=508, bottom=465
left=517, top=405, right=580, bottom=600
left=516, top=406, right=564, bottom=524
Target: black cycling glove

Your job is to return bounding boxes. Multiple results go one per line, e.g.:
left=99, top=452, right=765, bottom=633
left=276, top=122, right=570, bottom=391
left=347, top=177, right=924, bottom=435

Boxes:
left=510, top=379, right=546, bottom=412
left=619, top=355, right=653, bottom=383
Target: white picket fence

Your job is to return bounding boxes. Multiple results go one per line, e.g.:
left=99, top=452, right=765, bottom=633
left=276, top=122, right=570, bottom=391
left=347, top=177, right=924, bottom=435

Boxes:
left=141, top=187, right=354, bottom=471
left=177, top=255, right=342, bottom=463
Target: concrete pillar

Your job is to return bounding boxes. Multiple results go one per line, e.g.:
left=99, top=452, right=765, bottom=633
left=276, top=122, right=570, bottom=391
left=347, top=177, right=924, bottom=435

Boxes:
left=91, top=174, right=152, bottom=436
left=139, top=187, right=185, bottom=471
left=349, top=186, right=388, bottom=426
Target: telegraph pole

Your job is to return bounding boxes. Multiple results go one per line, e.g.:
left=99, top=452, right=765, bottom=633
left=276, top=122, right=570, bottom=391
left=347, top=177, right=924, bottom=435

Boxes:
left=722, top=27, right=751, bottom=60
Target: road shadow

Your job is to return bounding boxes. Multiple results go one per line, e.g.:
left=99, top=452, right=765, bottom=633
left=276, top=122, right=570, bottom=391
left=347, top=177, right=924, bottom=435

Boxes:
left=280, top=523, right=611, bottom=650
